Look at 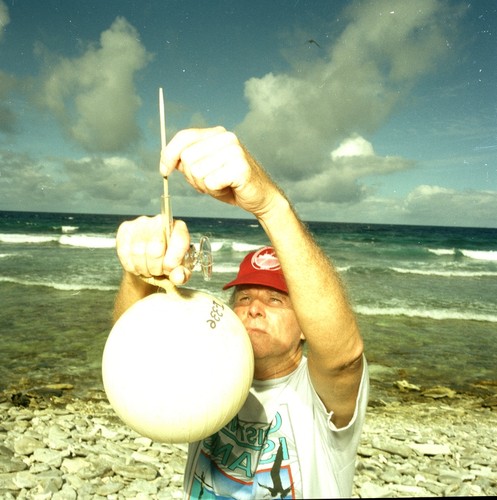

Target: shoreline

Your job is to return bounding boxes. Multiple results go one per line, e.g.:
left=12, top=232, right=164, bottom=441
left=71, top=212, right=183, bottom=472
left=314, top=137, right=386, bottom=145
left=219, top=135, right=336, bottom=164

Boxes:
left=1, top=387, right=496, bottom=498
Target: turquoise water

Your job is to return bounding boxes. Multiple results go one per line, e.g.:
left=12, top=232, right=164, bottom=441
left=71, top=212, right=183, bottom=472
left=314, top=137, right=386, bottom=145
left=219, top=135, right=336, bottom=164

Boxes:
left=1, top=210, right=496, bottom=397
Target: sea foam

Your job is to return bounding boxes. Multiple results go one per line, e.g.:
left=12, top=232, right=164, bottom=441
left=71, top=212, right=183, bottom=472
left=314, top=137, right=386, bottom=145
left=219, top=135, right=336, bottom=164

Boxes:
left=0, top=232, right=116, bottom=249
left=0, top=276, right=117, bottom=292
left=390, top=267, right=497, bottom=278
left=428, top=247, right=497, bottom=262
left=428, top=248, right=455, bottom=256
left=232, top=242, right=263, bottom=252
left=461, top=249, right=497, bottom=262
left=61, top=225, right=79, bottom=233
left=59, top=234, right=116, bottom=249
left=0, top=233, right=58, bottom=244
left=355, top=304, right=497, bottom=323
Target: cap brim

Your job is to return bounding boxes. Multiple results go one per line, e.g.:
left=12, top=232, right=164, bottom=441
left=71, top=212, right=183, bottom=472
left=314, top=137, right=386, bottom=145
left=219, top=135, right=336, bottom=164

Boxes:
left=222, top=272, right=288, bottom=294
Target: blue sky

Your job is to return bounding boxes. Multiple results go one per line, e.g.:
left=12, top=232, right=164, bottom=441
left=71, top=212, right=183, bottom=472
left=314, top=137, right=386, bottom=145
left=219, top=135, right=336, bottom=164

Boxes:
left=0, top=0, right=496, bottom=227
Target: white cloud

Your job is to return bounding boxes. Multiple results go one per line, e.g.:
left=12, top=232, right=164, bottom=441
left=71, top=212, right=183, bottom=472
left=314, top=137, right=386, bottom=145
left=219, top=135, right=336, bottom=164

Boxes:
left=0, top=70, right=17, bottom=134
left=35, top=17, right=152, bottom=153
left=0, top=1, right=16, bottom=134
left=0, top=0, right=9, bottom=42
left=286, top=134, right=413, bottom=203
left=0, top=150, right=162, bottom=214
left=236, top=0, right=459, bottom=204
left=331, top=136, right=375, bottom=160
left=402, top=185, right=497, bottom=227
left=292, top=185, right=497, bottom=228
left=63, top=156, right=154, bottom=204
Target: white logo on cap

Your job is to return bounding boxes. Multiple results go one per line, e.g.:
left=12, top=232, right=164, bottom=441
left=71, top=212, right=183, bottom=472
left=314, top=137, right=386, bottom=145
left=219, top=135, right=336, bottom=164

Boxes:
left=251, top=247, right=281, bottom=271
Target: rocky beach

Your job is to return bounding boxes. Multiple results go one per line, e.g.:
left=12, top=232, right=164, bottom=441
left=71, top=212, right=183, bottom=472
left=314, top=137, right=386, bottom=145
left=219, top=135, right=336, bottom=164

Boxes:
left=1, top=380, right=496, bottom=499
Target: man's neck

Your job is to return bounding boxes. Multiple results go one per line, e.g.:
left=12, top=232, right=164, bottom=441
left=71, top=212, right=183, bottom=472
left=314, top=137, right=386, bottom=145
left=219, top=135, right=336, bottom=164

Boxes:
left=253, top=348, right=303, bottom=381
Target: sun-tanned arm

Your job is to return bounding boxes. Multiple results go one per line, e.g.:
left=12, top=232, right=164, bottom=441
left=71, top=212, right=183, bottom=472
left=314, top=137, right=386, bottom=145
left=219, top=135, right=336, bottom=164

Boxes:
left=258, top=196, right=364, bottom=428
left=115, top=127, right=364, bottom=428
left=160, top=127, right=365, bottom=428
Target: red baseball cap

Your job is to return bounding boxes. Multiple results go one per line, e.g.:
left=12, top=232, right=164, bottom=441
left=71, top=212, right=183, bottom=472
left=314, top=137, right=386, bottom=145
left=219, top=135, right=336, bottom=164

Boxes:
left=223, top=246, right=288, bottom=294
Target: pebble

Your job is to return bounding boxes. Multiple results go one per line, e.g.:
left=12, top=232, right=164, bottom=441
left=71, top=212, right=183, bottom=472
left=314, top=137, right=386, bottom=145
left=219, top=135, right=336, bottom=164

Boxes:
left=0, top=391, right=496, bottom=498
left=354, top=396, right=497, bottom=497
left=0, top=399, right=188, bottom=498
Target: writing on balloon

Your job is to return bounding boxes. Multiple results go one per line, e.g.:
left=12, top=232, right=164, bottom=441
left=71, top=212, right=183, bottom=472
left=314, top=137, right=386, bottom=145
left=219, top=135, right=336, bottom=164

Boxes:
left=206, top=300, right=225, bottom=329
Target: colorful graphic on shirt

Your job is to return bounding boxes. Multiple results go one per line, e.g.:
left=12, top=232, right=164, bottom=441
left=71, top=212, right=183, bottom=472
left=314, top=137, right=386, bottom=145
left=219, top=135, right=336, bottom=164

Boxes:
left=187, top=405, right=302, bottom=499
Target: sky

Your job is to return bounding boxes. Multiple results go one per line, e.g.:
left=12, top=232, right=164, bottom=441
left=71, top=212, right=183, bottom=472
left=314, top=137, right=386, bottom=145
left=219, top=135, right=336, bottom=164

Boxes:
left=0, top=0, right=496, bottom=227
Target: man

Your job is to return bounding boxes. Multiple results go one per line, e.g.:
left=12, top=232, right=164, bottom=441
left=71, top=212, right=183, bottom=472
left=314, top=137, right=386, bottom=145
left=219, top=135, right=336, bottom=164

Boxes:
left=114, top=127, right=368, bottom=498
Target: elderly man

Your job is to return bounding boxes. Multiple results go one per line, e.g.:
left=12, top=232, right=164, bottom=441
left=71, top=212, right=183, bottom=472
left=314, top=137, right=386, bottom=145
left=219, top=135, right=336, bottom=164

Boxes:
left=113, top=127, right=368, bottom=498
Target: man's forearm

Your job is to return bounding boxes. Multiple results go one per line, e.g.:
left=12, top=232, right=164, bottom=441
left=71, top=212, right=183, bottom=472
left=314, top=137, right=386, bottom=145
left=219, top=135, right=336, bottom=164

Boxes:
left=113, top=272, right=156, bottom=322
left=258, top=194, right=362, bottom=367
left=258, top=193, right=364, bottom=423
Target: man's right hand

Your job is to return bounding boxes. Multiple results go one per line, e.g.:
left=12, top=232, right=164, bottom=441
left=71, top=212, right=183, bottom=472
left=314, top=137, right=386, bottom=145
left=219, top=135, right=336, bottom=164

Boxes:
left=115, top=215, right=192, bottom=286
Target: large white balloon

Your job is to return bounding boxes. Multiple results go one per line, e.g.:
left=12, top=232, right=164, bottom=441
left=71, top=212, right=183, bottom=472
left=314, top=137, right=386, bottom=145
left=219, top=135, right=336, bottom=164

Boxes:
left=102, top=289, right=254, bottom=443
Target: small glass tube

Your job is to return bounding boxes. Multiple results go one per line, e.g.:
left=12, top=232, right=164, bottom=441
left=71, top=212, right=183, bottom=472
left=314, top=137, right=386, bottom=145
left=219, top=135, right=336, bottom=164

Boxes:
left=161, top=195, right=172, bottom=243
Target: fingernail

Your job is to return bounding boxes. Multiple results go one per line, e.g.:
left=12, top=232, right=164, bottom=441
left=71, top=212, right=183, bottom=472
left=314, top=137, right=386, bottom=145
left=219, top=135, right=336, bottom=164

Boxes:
left=159, top=149, right=170, bottom=177
left=170, top=266, right=186, bottom=285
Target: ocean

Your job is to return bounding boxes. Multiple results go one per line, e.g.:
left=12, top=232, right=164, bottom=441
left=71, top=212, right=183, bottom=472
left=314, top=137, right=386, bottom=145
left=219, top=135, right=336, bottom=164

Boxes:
left=1, top=210, right=496, bottom=399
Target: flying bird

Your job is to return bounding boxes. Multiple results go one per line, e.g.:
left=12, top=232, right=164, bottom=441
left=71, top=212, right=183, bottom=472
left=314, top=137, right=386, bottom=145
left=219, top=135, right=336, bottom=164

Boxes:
left=307, top=39, right=321, bottom=48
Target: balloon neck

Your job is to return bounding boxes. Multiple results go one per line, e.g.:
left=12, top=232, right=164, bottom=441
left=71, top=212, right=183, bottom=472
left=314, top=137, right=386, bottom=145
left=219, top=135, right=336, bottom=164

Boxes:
left=142, top=276, right=178, bottom=295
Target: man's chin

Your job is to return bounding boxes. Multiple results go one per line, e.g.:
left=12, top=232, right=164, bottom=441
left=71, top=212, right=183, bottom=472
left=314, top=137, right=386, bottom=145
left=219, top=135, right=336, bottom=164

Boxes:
left=246, top=327, right=267, bottom=336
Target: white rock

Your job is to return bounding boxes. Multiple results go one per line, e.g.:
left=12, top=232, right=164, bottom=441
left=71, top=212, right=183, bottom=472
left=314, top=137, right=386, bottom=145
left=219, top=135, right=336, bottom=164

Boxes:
left=134, top=436, right=153, bottom=447
left=32, top=448, right=64, bottom=468
left=131, top=450, right=160, bottom=465
left=409, top=442, right=451, bottom=455
left=61, top=457, right=91, bottom=474
left=14, top=436, right=44, bottom=455
left=13, top=471, right=38, bottom=489
left=52, top=485, right=77, bottom=500
left=391, top=484, right=430, bottom=495
left=95, top=481, right=125, bottom=496
left=48, top=424, right=70, bottom=440
left=359, top=481, right=393, bottom=498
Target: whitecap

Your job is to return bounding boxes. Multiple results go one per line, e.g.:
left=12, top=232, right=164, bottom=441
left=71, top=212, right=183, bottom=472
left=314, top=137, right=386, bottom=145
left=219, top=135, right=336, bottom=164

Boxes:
left=0, top=276, right=117, bottom=291
left=59, top=234, right=116, bottom=249
left=61, top=225, right=79, bottom=233
left=427, top=248, right=455, bottom=256
left=232, top=242, right=263, bottom=252
left=354, top=304, right=497, bottom=323
left=461, top=249, right=497, bottom=262
left=211, top=264, right=240, bottom=274
left=390, top=267, right=497, bottom=278
left=0, top=233, right=58, bottom=244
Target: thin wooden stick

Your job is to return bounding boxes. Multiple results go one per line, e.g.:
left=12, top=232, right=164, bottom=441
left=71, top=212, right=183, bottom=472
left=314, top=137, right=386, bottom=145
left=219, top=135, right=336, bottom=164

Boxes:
left=143, top=88, right=175, bottom=293
left=159, top=87, right=168, bottom=196
left=159, top=87, right=172, bottom=243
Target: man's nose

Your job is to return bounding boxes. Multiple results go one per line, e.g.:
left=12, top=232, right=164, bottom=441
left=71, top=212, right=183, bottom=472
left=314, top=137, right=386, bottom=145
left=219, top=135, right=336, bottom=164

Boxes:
left=248, top=299, right=265, bottom=318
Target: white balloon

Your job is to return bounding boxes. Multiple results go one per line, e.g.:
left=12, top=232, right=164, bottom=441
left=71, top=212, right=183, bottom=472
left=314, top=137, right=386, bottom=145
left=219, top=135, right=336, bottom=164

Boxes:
left=102, top=289, right=254, bottom=443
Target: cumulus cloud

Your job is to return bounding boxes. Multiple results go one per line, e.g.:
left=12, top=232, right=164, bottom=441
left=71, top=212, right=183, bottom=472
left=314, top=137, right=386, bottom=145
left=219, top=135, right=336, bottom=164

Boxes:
left=0, top=0, right=9, bottom=42
left=402, top=185, right=497, bottom=227
left=0, top=1, right=17, bottom=135
left=237, top=0, right=459, bottom=204
left=0, top=150, right=162, bottom=214
left=0, top=70, right=17, bottom=134
left=0, top=150, right=61, bottom=211
left=331, top=136, right=375, bottom=160
left=291, top=184, right=497, bottom=228
left=287, top=135, right=413, bottom=203
left=62, top=156, right=156, bottom=206
left=35, top=17, right=152, bottom=153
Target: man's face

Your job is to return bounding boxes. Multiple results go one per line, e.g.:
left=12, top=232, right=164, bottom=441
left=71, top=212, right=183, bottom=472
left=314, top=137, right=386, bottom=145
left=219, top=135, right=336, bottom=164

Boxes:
left=232, top=285, right=304, bottom=362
